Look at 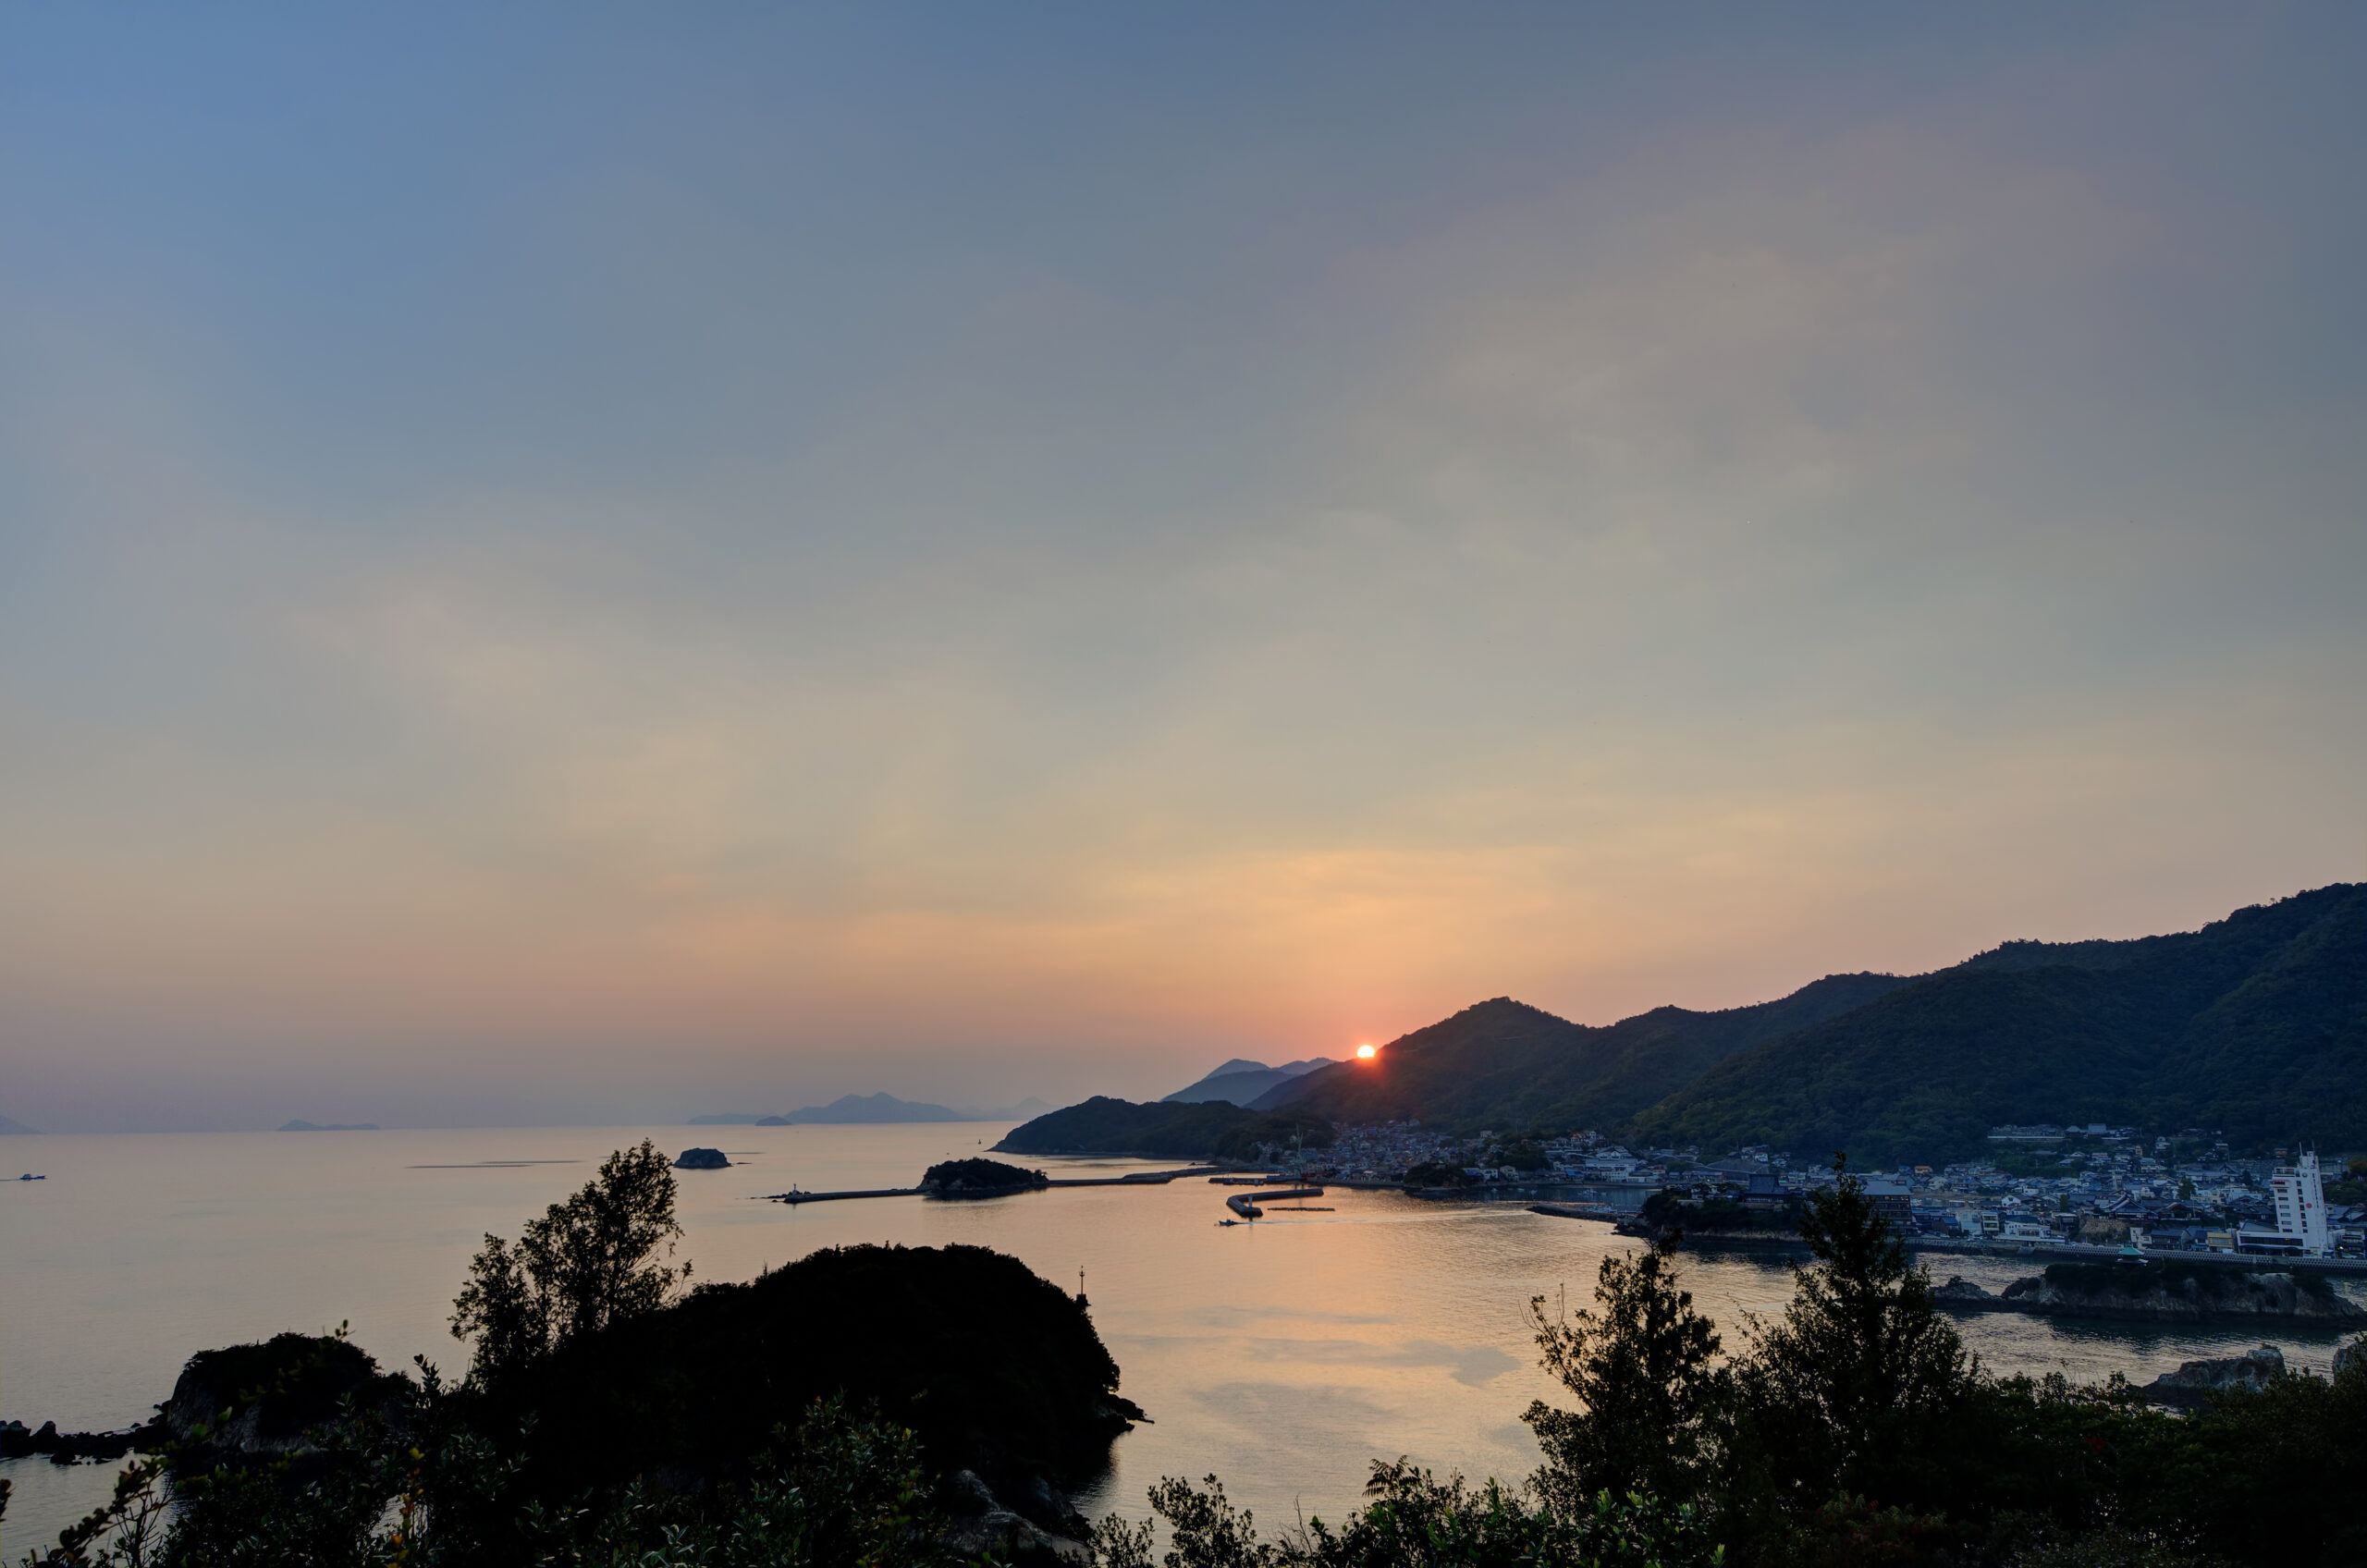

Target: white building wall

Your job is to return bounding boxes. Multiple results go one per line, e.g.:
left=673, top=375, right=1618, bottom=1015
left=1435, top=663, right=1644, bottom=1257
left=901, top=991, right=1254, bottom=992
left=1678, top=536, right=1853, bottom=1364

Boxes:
left=2270, top=1150, right=2332, bottom=1255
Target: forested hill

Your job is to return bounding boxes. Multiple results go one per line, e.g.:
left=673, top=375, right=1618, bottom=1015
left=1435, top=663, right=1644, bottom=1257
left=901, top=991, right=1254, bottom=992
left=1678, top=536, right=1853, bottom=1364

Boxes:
left=1253, top=972, right=1911, bottom=1131
left=1005, top=885, right=2361, bottom=1168
left=1628, top=883, right=2365, bottom=1164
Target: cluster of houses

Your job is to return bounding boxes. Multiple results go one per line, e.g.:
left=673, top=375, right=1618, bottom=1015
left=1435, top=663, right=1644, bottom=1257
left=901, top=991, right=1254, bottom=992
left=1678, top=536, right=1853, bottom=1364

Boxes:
left=1309, top=1119, right=2363, bottom=1258
left=1897, top=1135, right=2360, bottom=1258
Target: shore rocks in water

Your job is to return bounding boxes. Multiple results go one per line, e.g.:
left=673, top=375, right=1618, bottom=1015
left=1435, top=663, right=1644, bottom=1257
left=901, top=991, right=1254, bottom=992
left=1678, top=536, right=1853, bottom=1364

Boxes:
left=2143, top=1345, right=2287, bottom=1409
left=672, top=1146, right=730, bottom=1170
left=1931, top=1262, right=2364, bottom=1324
left=0, top=1417, right=162, bottom=1464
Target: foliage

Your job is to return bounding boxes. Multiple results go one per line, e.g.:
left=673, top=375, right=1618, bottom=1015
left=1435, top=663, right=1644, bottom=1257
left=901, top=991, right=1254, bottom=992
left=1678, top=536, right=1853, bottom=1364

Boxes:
left=1721, top=1161, right=1975, bottom=1529
left=1087, top=1466, right=1724, bottom=1568
left=448, top=1139, right=687, bottom=1379
left=28, top=1459, right=175, bottom=1568
left=28, top=1394, right=950, bottom=1568
left=1525, top=1235, right=1723, bottom=1512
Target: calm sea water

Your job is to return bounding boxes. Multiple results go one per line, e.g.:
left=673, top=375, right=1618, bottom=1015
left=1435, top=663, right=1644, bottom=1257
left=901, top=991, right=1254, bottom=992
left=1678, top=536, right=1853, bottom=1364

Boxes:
left=4, top=1125, right=2359, bottom=1554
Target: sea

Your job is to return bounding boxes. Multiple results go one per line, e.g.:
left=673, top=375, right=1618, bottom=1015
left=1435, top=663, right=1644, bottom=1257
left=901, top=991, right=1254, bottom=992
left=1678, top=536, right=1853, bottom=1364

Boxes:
left=4, top=1123, right=2360, bottom=1556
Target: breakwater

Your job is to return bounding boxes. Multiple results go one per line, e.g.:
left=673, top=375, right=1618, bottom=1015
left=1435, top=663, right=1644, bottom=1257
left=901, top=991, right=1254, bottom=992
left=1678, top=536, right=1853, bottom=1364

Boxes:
left=758, top=1166, right=1227, bottom=1204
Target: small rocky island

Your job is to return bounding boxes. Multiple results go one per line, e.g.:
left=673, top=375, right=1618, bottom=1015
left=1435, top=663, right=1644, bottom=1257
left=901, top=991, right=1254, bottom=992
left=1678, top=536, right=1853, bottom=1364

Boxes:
left=920, top=1158, right=1049, bottom=1197
left=671, top=1146, right=730, bottom=1170
left=1934, top=1261, right=2365, bottom=1325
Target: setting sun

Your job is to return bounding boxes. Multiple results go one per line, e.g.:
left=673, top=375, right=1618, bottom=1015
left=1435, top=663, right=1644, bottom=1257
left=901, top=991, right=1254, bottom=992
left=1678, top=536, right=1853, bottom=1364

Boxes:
left=1355, top=1044, right=1378, bottom=1060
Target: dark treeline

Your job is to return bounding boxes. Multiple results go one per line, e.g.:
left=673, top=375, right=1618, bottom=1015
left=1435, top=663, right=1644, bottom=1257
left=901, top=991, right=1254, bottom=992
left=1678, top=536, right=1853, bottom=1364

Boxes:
left=17, top=1148, right=2362, bottom=1567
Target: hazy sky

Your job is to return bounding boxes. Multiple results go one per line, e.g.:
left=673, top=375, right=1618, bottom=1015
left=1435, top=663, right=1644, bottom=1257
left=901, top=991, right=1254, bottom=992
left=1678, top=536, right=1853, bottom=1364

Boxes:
left=4, top=6, right=2361, bottom=1131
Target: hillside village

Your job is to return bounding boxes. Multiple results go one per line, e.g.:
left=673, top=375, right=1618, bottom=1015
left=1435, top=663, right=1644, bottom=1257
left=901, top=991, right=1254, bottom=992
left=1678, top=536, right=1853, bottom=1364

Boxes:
left=1297, top=1120, right=2365, bottom=1259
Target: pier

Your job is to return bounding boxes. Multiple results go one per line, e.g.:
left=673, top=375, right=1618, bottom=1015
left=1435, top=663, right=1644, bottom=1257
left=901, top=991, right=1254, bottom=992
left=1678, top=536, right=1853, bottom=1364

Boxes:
left=1225, top=1185, right=1324, bottom=1219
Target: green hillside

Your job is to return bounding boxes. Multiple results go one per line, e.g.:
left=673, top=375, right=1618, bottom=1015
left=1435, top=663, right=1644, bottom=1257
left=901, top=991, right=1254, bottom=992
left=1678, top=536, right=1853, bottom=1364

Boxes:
left=1254, top=972, right=1910, bottom=1134
left=1628, top=883, right=2365, bottom=1164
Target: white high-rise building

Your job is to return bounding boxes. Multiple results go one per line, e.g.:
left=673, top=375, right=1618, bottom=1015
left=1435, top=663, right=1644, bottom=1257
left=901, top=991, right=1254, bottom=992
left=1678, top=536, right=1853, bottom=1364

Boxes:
left=2270, top=1149, right=2331, bottom=1256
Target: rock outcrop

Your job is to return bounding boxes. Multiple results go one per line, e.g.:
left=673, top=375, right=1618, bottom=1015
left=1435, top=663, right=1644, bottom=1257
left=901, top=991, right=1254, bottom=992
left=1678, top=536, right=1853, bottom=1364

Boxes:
left=1933, top=1275, right=1995, bottom=1304
left=671, top=1146, right=730, bottom=1170
left=938, top=1468, right=1090, bottom=1563
left=920, top=1158, right=1049, bottom=1197
left=2142, top=1345, right=2287, bottom=1409
left=1932, top=1262, right=2364, bottom=1324
left=164, top=1332, right=410, bottom=1464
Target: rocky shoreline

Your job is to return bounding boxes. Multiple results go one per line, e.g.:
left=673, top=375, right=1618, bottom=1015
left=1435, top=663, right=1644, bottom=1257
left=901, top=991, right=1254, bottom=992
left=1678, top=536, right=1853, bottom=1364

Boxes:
left=1933, top=1262, right=2365, bottom=1326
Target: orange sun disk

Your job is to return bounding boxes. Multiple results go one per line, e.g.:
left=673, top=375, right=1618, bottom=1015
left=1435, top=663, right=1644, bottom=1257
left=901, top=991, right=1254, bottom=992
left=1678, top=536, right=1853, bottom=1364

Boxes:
left=1355, top=1044, right=1378, bottom=1060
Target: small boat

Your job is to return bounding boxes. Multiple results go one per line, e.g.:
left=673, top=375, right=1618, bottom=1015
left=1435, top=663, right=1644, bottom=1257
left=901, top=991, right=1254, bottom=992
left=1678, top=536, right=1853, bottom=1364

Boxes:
left=18, top=1173, right=43, bottom=1181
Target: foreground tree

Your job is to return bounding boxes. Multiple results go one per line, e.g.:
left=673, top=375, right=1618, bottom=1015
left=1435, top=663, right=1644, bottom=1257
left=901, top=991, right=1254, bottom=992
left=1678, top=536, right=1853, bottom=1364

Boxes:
left=1524, top=1234, right=1723, bottom=1515
left=448, top=1140, right=688, bottom=1378
left=1723, top=1158, right=1973, bottom=1537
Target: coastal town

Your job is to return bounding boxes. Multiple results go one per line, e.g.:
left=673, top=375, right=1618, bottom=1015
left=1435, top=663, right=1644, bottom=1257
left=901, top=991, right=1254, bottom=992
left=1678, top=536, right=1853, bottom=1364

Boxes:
left=1294, top=1121, right=2366, bottom=1260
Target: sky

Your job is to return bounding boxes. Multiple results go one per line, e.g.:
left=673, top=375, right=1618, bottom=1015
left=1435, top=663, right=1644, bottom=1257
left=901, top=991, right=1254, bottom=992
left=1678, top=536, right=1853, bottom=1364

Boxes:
left=3, top=5, right=2361, bottom=1132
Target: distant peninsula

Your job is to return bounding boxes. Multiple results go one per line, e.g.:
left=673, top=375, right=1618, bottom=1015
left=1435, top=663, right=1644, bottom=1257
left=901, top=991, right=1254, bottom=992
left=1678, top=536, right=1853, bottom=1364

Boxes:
left=278, top=1120, right=379, bottom=1133
left=995, top=1096, right=1331, bottom=1161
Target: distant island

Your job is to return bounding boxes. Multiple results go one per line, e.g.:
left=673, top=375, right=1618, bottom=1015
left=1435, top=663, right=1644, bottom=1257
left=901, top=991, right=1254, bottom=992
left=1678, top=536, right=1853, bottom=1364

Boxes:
left=691, top=1093, right=1051, bottom=1125
left=277, top=1120, right=379, bottom=1133
left=0, top=1114, right=40, bottom=1135
left=763, top=1093, right=964, bottom=1124
left=1160, top=1057, right=1334, bottom=1108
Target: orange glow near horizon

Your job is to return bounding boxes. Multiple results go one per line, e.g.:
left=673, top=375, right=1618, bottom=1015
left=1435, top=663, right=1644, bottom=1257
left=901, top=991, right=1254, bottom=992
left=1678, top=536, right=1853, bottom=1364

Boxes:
left=1355, top=1044, right=1378, bottom=1060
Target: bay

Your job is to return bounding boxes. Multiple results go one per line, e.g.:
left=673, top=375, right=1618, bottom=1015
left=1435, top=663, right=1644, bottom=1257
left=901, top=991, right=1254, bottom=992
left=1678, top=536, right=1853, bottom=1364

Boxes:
left=3, top=1125, right=2358, bottom=1555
